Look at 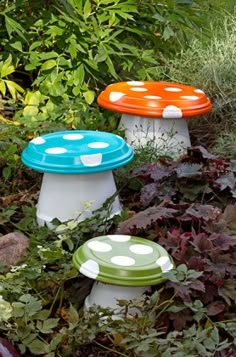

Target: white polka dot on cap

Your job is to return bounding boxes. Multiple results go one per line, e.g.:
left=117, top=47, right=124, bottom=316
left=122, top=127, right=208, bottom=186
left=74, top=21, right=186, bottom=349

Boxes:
left=194, top=89, right=204, bottom=94
left=109, top=92, right=126, bottom=102
left=180, top=95, right=199, bottom=100
left=156, top=256, right=173, bottom=272
left=80, top=153, right=102, bottom=166
left=31, top=137, right=46, bottom=145
left=107, top=235, right=131, bottom=242
left=45, top=147, right=67, bottom=154
left=88, top=142, right=109, bottom=149
left=79, top=259, right=100, bottom=279
left=130, top=87, right=148, bottom=92
left=111, top=256, right=135, bottom=266
left=164, top=87, right=183, bottom=92
left=87, top=241, right=112, bottom=253
left=129, top=244, right=153, bottom=255
left=127, top=81, right=145, bottom=86
left=162, top=105, right=183, bottom=118
left=63, top=133, right=84, bottom=140
left=144, top=95, right=162, bottom=100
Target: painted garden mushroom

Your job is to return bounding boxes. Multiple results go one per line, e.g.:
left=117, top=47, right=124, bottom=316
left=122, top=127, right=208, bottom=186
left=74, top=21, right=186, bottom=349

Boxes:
left=97, top=81, right=212, bottom=154
left=21, top=130, right=134, bottom=227
left=73, top=234, right=174, bottom=315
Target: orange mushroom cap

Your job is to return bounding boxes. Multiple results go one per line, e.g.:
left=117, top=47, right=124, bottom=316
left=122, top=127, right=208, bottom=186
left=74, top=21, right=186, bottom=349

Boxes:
left=97, top=81, right=212, bottom=118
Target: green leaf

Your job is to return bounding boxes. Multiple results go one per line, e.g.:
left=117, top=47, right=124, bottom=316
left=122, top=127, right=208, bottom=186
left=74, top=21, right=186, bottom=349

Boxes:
left=5, top=80, right=24, bottom=99
left=4, top=15, right=27, bottom=42
left=28, top=339, right=49, bottom=355
left=68, top=303, right=79, bottom=328
left=0, top=81, right=6, bottom=96
left=73, top=64, right=85, bottom=85
left=83, top=90, right=95, bottom=104
left=50, top=334, right=63, bottom=351
left=3, top=166, right=11, bottom=180
left=29, top=41, right=42, bottom=51
left=83, top=0, right=91, bottom=19
left=41, top=60, right=57, bottom=71
left=10, top=41, right=23, bottom=52
left=105, top=57, right=117, bottom=78
left=41, top=318, right=59, bottom=333
left=23, top=105, right=39, bottom=117
left=1, top=55, right=14, bottom=78
left=24, top=91, right=42, bottom=106
left=162, top=26, right=175, bottom=40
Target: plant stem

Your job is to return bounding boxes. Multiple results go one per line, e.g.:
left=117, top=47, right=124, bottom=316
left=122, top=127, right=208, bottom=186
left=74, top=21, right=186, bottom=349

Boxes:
left=94, top=340, right=128, bottom=357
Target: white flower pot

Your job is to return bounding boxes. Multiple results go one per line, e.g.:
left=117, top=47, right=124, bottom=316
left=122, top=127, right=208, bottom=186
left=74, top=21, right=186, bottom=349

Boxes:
left=36, top=171, right=121, bottom=227
left=84, top=281, right=150, bottom=316
left=119, top=114, right=191, bottom=154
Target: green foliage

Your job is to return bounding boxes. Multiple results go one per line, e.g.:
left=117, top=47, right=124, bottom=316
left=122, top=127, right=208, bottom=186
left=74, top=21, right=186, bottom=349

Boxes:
left=0, top=0, right=228, bottom=133
left=0, top=55, right=24, bottom=99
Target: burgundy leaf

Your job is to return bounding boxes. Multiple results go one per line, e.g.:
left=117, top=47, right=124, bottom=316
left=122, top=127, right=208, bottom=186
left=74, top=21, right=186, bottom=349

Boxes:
left=191, top=232, right=213, bottom=253
left=187, top=146, right=217, bottom=159
left=166, top=280, right=205, bottom=302
left=215, top=174, right=236, bottom=191
left=219, top=279, right=236, bottom=305
left=176, top=163, right=202, bottom=178
left=117, top=206, right=177, bottom=234
left=166, top=282, right=192, bottom=302
left=188, top=256, right=210, bottom=271
left=223, top=204, right=236, bottom=230
left=181, top=204, right=221, bottom=221
left=150, top=163, right=176, bottom=181
left=207, top=301, right=225, bottom=316
left=140, top=183, right=159, bottom=207
left=210, top=233, right=236, bottom=251
left=168, top=310, right=193, bottom=330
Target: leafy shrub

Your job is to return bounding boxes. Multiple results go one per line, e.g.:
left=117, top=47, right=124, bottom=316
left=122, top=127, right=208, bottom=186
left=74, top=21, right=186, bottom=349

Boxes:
left=0, top=0, right=229, bottom=133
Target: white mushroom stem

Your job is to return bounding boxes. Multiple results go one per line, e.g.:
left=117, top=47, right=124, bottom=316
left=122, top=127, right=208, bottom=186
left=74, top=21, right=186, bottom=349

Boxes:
left=85, top=281, right=151, bottom=316
left=36, top=171, right=121, bottom=228
left=119, top=114, right=191, bottom=156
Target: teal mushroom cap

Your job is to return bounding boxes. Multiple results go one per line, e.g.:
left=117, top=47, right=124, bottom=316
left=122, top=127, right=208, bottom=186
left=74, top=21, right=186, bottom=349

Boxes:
left=21, top=130, right=134, bottom=174
left=73, top=235, right=174, bottom=287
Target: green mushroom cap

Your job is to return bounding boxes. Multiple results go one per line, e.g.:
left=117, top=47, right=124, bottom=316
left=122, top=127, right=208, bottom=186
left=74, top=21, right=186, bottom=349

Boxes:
left=73, top=235, right=174, bottom=287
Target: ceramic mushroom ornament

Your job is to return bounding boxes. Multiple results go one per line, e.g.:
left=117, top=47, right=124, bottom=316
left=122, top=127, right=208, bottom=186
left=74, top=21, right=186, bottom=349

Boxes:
left=73, top=234, right=174, bottom=316
left=21, top=130, right=134, bottom=227
left=97, top=81, right=212, bottom=155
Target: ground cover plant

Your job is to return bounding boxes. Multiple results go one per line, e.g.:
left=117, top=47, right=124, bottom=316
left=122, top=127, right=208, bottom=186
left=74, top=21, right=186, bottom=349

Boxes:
left=0, top=146, right=236, bottom=356
left=0, top=0, right=236, bottom=356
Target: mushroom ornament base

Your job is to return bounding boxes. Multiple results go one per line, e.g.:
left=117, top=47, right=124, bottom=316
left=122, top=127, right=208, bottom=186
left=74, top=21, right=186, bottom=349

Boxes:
left=119, top=114, right=191, bottom=155
left=36, top=171, right=121, bottom=227
left=84, top=281, right=151, bottom=315
left=73, top=235, right=174, bottom=317
left=21, top=130, right=134, bottom=227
